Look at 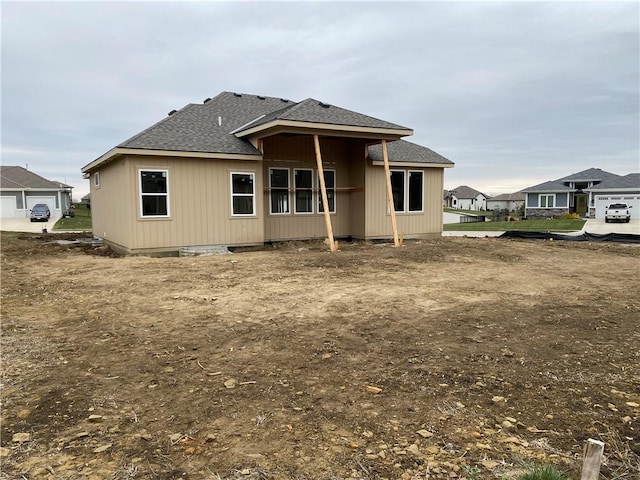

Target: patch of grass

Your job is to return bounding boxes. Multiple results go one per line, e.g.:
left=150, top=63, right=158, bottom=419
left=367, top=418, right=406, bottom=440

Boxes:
left=518, top=464, right=571, bottom=480
left=444, top=218, right=585, bottom=232
left=53, top=204, right=92, bottom=231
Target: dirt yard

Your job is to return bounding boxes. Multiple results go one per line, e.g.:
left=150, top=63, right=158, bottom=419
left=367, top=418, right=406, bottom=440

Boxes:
left=1, top=232, right=638, bottom=480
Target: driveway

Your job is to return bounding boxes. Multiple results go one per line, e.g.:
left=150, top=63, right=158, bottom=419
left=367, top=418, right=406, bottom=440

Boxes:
left=441, top=217, right=640, bottom=238
left=0, top=216, right=61, bottom=233
left=583, top=218, right=640, bottom=235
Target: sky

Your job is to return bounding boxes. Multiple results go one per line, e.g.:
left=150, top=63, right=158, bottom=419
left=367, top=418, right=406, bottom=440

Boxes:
left=2, top=1, right=639, bottom=200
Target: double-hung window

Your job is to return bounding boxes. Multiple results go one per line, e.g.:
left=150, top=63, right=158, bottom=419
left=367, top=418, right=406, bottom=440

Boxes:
left=231, top=172, right=255, bottom=216
left=94, top=171, right=100, bottom=188
left=294, top=169, right=313, bottom=214
left=317, top=169, right=336, bottom=213
left=390, top=171, right=405, bottom=212
left=269, top=168, right=290, bottom=214
left=389, top=170, right=424, bottom=213
left=140, top=170, right=169, bottom=217
left=407, top=171, right=424, bottom=212
left=539, top=194, right=555, bottom=208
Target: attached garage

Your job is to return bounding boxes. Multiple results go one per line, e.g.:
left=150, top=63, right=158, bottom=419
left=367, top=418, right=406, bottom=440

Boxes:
left=26, top=196, right=56, bottom=213
left=594, top=195, right=640, bottom=219
left=1, top=197, right=17, bottom=218
left=1, top=166, right=73, bottom=219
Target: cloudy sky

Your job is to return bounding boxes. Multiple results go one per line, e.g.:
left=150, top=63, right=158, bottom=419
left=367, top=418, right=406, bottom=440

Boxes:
left=2, top=1, right=638, bottom=199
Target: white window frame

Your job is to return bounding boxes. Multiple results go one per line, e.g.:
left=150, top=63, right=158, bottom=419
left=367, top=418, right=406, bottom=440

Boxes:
left=139, top=169, right=170, bottom=218
left=539, top=194, right=556, bottom=208
left=94, top=171, right=100, bottom=188
left=390, top=169, right=406, bottom=213
left=294, top=168, right=314, bottom=215
left=317, top=169, right=336, bottom=214
left=269, top=168, right=290, bottom=215
left=230, top=172, right=256, bottom=217
left=407, top=170, right=424, bottom=213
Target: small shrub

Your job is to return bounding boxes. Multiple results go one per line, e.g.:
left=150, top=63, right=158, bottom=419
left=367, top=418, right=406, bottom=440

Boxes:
left=518, top=464, right=571, bottom=480
left=462, top=465, right=482, bottom=480
left=562, top=212, right=581, bottom=220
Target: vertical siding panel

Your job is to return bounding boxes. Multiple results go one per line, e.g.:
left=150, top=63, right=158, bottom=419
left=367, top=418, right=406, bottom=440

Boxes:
left=364, top=163, right=445, bottom=239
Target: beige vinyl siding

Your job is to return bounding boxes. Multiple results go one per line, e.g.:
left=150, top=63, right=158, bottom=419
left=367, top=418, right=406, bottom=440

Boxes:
left=262, top=135, right=365, bottom=242
left=102, top=156, right=264, bottom=252
left=364, top=163, right=444, bottom=239
left=91, top=158, right=135, bottom=249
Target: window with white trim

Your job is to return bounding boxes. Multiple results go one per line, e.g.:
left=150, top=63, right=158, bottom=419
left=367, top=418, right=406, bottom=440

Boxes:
left=408, top=171, right=424, bottom=212
left=317, top=169, right=336, bottom=213
left=294, top=169, right=313, bottom=214
left=390, top=171, right=405, bottom=212
left=269, top=168, right=290, bottom=214
left=94, top=171, right=100, bottom=188
left=539, top=194, right=555, bottom=208
left=231, top=172, right=255, bottom=216
left=139, top=170, right=169, bottom=217
left=390, top=170, right=425, bottom=213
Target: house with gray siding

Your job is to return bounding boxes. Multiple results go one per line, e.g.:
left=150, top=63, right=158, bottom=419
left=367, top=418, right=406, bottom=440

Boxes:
left=0, top=166, right=73, bottom=219
left=521, top=168, right=639, bottom=219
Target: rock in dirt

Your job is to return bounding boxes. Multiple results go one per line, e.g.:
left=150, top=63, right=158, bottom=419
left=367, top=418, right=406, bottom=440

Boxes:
left=88, top=414, right=103, bottom=422
left=492, top=396, right=506, bottom=403
left=501, top=420, right=516, bottom=432
left=168, top=433, right=183, bottom=442
left=366, top=385, right=382, bottom=394
left=416, top=429, right=434, bottom=438
left=224, top=379, right=237, bottom=389
left=405, top=444, right=422, bottom=456
left=12, top=432, right=31, bottom=443
left=93, top=444, right=112, bottom=453
left=0, top=447, right=11, bottom=457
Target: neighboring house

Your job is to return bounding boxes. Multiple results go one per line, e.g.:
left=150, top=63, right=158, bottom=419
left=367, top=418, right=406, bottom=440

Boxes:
left=444, top=186, right=487, bottom=211
left=80, top=193, right=91, bottom=206
left=81, top=91, right=454, bottom=254
left=586, top=173, right=640, bottom=219
left=0, top=166, right=73, bottom=219
left=486, top=192, right=525, bottom=212
left=521, top=168, right=640, bottom=219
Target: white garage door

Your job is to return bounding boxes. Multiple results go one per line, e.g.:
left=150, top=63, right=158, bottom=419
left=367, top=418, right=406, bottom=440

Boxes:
left=26, top=196, right=56, bottom=213
left=1, top=197, right=17, bottom=218
left=594, top=195, right=640, bottom=219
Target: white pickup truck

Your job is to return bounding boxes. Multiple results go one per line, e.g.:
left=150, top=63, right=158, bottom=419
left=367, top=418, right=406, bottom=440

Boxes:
left=604, top=203, right=632, bottom=223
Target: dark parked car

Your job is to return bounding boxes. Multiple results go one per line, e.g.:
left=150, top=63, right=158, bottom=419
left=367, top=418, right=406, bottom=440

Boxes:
left=29, top=203, right=51, bottom=222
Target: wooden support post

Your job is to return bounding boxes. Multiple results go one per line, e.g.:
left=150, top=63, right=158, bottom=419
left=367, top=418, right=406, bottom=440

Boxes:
left=382, top=140, right=400, bottom=247
left=314, top=135, right=337, bottom=252
left=581, top=439, right=604, bottom=480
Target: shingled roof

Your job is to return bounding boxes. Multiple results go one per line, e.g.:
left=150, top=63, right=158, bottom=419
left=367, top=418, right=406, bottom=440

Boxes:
left=236, top=97, right=410, bottom=133
left=368, top=139, right=453, bottom=165
left=117, top=91, right=411, bottom=155
left=447, top=185, right=487, bottom=199
left=522, top=168, right=623, bottom=193
left=587, top=173, right=640, bottom=190
left=0, top=166, right=72, bottom=190
left=487, top=192, right=526, bottom=201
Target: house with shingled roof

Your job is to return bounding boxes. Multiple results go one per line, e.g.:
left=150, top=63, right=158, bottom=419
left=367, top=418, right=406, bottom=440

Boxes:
left=486, top=192, right=525, bottom=213
left=0, top=166, right=73, bottom=219
left=444, top=185, right=488, bottom=211
left=81, top=91, right=454, bottom=254
left=521, top=168, right=640, bottom=219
